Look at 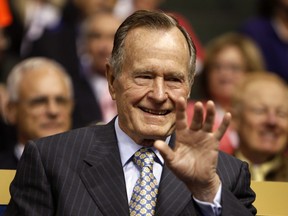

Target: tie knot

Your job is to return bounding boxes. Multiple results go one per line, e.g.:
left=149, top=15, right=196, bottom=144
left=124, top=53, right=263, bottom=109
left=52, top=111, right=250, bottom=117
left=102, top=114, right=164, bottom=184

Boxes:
left=133, top=148, right=156, bottom=170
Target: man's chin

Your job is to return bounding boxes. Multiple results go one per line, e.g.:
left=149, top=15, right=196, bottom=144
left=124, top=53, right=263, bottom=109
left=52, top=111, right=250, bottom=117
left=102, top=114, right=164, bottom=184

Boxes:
left=39, top=128, right=64, bottom=137
left=138, top=128, right=173, bottom=141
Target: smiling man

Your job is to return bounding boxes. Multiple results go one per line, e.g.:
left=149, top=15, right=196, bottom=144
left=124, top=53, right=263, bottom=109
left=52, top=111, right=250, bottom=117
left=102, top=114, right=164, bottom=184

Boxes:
left=232, top=72, right=288, bottom=181
left=5, top=10, right=256, bottom=216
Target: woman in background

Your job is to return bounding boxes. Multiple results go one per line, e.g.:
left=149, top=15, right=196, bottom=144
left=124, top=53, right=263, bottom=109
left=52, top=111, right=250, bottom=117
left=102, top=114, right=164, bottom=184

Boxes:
left=188, top=32, right=265, bottom=154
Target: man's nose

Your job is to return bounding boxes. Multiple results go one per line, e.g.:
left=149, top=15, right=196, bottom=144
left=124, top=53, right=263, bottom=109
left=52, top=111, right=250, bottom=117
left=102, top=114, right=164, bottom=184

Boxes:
left=148, top=78, right=168, bottom=102
left=266, top=111, right=277, bottom=126
left=46, top=99, right=60, bottom=117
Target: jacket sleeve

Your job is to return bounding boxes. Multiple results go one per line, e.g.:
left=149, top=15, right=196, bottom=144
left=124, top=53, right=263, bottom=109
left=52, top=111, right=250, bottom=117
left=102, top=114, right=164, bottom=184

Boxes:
left=220, top=157, right=257, bottom=216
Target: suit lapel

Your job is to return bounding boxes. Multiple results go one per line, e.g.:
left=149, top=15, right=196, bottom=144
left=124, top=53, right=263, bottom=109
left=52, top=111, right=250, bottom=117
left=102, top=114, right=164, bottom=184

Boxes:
left=79, top=126, right=197, bottom=216
left=155, top=135, right=197, bottom=216
left=80, top=121, right=129, bottom=216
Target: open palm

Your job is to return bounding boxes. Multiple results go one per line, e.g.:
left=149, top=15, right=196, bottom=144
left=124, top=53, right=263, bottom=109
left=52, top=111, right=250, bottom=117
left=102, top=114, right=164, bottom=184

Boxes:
left=154, top=98, right=231, bottom=202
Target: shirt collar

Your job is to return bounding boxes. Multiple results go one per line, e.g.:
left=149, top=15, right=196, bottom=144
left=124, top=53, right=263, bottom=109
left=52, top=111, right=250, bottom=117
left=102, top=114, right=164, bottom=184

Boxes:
left=14, top=143, right=25, bottom=160
left=235, top=150, right=282, bottom=180
left=114, top=117, right=170, bottom=167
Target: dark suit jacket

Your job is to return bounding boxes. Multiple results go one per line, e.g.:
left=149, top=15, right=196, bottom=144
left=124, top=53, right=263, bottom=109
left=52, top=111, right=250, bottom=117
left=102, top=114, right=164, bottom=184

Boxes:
left=0, top=148, right=18, bottom=169
left=72, top=73, right=103, bottom=129
left=4, top=120, right=256, bottom=216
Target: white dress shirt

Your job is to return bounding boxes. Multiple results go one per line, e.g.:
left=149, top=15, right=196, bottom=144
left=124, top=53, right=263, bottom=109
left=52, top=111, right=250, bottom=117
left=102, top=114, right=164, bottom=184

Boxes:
left=14, top=143, right=25, bottom=160
left=114, top=117, right=222, bottom=215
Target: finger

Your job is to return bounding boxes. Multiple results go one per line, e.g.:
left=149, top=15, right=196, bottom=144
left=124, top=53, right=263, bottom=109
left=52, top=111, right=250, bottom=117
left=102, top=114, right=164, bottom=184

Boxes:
left=154, top=140, right=175, bottom=162
left=214, top=112, right=231, bottom=140
left=189, top=101, right=204, bottom=131
left=202, top=100, right=216, bottom=132
left=175, top=97, right=188, bottom=131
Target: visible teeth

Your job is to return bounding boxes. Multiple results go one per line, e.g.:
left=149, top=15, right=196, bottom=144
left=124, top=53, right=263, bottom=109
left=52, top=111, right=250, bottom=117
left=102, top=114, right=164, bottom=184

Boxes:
left=143, top=108, right=168, bottom=115
left=261, top=133, right=275, bottom=139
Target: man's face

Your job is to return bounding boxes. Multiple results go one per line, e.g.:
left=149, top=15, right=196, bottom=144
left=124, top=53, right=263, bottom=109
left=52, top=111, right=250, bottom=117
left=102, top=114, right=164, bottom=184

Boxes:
left=134, top=0, right=163, bottom=10
left=85, top=14, right=120, bottom=75
left=74, top=0, right=116, bottom=17
left=10, top=68, right=73, bottom=144
left=108, top=27, right=191, bottom=144
left=208, top=46, right=246, bottom=102
left=237, top=80, right=288, bottom=156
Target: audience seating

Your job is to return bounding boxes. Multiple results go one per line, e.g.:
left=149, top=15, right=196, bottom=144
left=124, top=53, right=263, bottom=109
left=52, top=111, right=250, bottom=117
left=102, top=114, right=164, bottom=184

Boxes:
left=251, top=180, right=288, bottom=216
left=0, top=169, right=16, bottom=215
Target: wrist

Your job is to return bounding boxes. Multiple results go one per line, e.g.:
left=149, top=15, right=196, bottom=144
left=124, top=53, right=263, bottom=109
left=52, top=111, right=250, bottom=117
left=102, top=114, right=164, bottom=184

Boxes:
left=188, top=175, right=221, bottom=203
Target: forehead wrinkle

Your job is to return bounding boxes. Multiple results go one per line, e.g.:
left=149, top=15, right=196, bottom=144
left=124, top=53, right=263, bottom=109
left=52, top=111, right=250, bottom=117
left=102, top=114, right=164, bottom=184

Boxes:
left=125, top=29, right=189, bottom=67
left=19, top=69, right=69, bottom=98
left=125, top=27, right=189, bottom=57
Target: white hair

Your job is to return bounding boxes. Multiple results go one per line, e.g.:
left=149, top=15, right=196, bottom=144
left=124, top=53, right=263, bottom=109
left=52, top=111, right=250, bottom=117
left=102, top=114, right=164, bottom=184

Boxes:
left=7, top=57, right=73, bottom=102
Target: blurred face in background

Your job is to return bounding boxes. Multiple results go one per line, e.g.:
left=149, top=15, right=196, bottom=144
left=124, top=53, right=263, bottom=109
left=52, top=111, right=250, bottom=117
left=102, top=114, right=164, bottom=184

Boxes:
left=278, top=0, right=288, bottom=8
left=207, top=45, right=246, bottom=104
left=0, top=28, right=8, bottom=58
left=84, top=13, right=121, bottom=76
left=8, top=67, right=73, bottom=144
left=236, top=80, right=288, bottom=160
left=133, top=0, right=163, bottom=10
left=74, top=0, right=117, bottom=17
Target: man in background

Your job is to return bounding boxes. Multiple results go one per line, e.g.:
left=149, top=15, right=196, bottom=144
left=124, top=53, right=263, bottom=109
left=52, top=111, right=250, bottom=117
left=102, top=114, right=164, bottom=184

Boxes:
left=73, top=11, right=120, bottom=127
left=0, top=57, right=74, bottom=169
left=232, top=72, right=288, bottom=181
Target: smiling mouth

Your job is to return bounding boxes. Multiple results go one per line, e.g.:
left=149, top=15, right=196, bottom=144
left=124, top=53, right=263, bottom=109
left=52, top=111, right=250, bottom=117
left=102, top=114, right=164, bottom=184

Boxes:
left=260, top=132, right=277, bottom=139
left=141, top=107, right=171, bottom=115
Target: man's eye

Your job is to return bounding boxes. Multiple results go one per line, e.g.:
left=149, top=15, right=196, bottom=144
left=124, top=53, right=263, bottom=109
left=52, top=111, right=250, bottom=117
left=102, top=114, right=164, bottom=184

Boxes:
left=87, top=32, right=101, bottom=39
left=167, top=77, right=181, bottom=82
left=277, top=110, right=288, bottom=118
left=134, top=74, right=153, bottom=85
left=138, top=75, right=152, bottom=79
left=29, top=98, right=47, bottom=106
left=250, top=107, right=266, bottom=115
left=56, top=97, right=70, bottom=105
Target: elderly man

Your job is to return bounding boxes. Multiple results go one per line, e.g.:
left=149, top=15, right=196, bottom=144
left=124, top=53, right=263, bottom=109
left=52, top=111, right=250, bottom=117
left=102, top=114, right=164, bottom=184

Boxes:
left=232, top=72, right=288, bottom=181
left=0, top=57, right=74, bottom=169
left=4, top=11, right=255, bottom=216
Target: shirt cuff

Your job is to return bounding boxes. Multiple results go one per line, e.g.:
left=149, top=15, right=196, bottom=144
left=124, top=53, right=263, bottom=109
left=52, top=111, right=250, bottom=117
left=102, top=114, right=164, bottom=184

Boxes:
left=193, top=183, right=222, bottom=216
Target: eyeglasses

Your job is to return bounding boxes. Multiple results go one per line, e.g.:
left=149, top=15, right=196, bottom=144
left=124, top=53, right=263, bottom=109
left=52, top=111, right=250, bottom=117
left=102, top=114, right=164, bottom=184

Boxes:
left=17, top=96, right=72, bottom=114
left=210, top=63, right=245, bottom=73
left=245, top=106, right=288, bottom=119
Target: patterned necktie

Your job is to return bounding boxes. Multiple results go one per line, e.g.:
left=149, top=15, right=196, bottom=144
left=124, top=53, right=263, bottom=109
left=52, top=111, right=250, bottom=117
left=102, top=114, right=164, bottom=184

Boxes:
left=129, top=148, right=159, bottom=216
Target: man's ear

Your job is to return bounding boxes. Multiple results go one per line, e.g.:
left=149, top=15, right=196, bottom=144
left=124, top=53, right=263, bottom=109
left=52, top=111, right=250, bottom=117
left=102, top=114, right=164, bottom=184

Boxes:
left=5, top=102, right=18, bottom=125
left=106, top=63, right=116, bottom=100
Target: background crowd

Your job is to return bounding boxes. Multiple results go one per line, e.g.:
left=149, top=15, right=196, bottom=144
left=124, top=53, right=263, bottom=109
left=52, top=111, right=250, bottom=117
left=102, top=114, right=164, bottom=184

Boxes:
left=0, top=0, right=288, bottom=182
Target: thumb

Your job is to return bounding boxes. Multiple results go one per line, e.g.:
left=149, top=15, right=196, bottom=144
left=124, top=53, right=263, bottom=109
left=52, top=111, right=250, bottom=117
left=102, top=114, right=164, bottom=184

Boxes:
left=154, top=140, right=174, bottom=162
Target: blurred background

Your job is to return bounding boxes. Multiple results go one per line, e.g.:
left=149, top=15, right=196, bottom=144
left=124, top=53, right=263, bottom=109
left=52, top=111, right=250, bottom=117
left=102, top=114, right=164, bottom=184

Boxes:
left=161, top=0, right=258, bottom=44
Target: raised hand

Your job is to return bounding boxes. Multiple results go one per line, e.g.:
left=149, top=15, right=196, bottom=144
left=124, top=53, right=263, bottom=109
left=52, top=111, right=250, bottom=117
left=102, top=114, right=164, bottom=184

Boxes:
left=154, top=97, right=231, bottom=202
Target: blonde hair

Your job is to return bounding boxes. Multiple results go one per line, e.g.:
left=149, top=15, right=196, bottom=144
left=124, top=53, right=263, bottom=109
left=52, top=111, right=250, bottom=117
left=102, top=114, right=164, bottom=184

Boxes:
left=204, top=32, right=264, bottom=72
left=200, top=32, right=265, bottom=98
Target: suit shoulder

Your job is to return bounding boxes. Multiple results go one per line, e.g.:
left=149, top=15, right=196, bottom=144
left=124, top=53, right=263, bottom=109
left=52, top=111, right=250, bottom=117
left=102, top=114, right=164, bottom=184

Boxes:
left=31, top=124, right=112, bottom=154
left=23, top=124, right=115, bottom=170
left=219, top=151, right=243, bottom=165
left=217, top=151, right=250, bottom=187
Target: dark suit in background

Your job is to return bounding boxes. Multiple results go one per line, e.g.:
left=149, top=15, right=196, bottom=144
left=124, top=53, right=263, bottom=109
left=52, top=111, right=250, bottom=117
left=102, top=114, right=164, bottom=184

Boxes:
left=72, top=74, right=103, bottom=128
left=0, top=148, right=18, bottom=169
left=4, top=120, right=256, bottom=216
